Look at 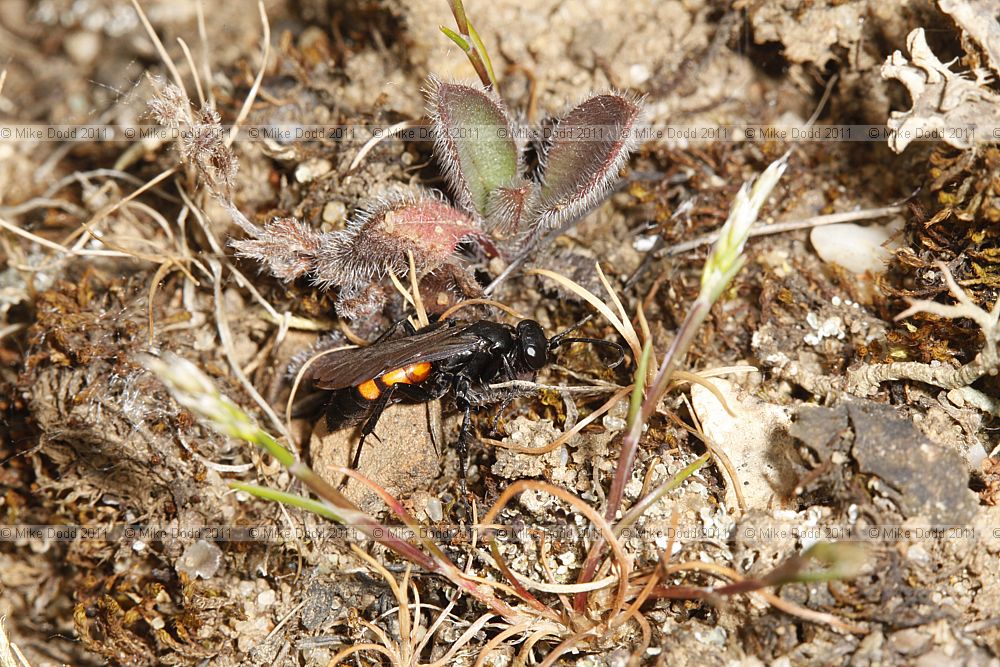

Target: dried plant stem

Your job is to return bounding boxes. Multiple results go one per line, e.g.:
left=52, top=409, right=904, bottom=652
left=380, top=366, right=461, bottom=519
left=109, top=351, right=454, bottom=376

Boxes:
left=176, top=37, right=205, bottom=107
left=529, top=268, right=643, bottom=364
left=472, top=622, right=535, bottom=667
left=179, top=196, right=277, bottom=317
left=226, top=2, right=270, bottom=147
left=327, top=642, right=396, bottom=666
left=487, top=380, right=623, bottom=395
left=656, top=561, right=865, bottom=634
left=284, top=344, right=356, bottom=441
left=130, top=0, right=187, bottom=97
left=480, top=479, right=630, bottom=620
left=208, top=259, right=291, bottom=442
left=195, top=1, right=214, bottom=107
left=407, top=250, right=429, bottom=327
left=664, top=205, right=903, bottom=257
left=349, top=119, right=423, bottom=172
left=424, top=612, right=496, bottom=667
left=537, top=629, right=598, bottom=667
left=481, top=384, right=632, bottom=454
left=0, top=616, right=30, bottom=667
left=0, top=216, right=129, bottom=259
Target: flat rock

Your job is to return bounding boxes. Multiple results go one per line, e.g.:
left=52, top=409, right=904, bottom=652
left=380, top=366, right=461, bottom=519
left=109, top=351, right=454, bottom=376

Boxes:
left=848, top=401, right=978, bottom=525
left=690, top=378, right=798, bottom=511
left=310, top=401, right=440, bottom=513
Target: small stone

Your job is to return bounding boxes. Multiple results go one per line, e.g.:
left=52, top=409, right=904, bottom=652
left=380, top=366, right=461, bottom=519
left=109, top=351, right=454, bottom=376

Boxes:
left=691, top=379, right=797, bottom=510
left=64, top=30, right=101, bottom=66
left=322, top=201, right=347, bottom=224
left=629, top=63, right=651, bottom=85
left=810, top=219, right=903, bottom=274
left=602, top=415, right=627, bottom=431
left=425, top=497, right=443, bottom=522
left=890, top=628, right=930, bottom=656
left=906, top=544, right=931, bottom=567
left=176, top=540, right=223, bottom=579
left=295, top=158, right=332, bottom=183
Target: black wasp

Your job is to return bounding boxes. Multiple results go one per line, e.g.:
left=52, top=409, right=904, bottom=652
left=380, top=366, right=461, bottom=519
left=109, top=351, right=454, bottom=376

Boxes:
left=304, top=317, right=624, bottom=492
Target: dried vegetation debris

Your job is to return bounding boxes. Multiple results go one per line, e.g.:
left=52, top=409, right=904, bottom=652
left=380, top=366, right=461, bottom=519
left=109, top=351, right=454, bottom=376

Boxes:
left=882, top=28, right=1000, bottom=153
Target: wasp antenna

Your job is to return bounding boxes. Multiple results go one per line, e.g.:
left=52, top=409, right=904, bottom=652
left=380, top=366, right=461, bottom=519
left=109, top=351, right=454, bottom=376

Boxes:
left=548, top=313, right=597, bottom=348
left=550, top=336, right=625, bottom=369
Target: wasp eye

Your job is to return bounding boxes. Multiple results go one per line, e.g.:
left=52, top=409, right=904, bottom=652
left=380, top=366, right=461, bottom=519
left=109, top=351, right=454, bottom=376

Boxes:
left=523, top=343, right=546, bottom=370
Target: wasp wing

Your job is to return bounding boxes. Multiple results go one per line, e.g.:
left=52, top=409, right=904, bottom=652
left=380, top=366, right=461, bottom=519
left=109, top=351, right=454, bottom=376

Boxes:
left=306, top=323, right=489, bottom=390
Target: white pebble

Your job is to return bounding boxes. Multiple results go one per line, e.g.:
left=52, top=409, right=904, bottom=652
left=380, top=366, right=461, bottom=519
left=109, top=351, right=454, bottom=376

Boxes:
left=810, top=220, right=903, bottom=274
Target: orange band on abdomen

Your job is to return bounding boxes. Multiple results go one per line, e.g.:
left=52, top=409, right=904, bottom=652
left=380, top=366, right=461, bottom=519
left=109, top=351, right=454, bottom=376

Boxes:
left=356, top=362, right=433, bottom=401
left=357, top=379, right=381, bottom=400
left=380, top=362, right=432, bottom=387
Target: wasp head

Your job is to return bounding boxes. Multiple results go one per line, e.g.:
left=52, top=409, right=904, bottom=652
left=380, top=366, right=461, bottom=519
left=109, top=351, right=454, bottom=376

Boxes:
left=516, top=319, right=549, bottom=371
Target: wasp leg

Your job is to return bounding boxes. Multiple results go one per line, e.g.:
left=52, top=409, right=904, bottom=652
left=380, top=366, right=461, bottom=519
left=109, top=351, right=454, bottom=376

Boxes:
left=351, top=383, right=398, bottom=471
left=457, top=405, right=472, bottom=498
left=451, top=375, right=478, bottom=509
left=489, top=397, right=513, bottom=437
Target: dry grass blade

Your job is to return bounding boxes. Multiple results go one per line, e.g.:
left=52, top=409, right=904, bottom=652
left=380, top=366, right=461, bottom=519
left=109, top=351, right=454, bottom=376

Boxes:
left=480, top=479, right=631, bottom=620
left=130, top=0, right=187, bottom=98
left=477, top=549, right=618, bottom=593
left=407, top=250, right=429, bottom=328
left=665, top=205, right=905, bottom=257
left=326, top=642, right=396, bottom=666
left=482, top=384, right=632, bottom=454
left=176, top=189, right=282, bottom=322
left=671, top=370, right=735, bottom=417
left=529, top=268, right=642, bottom=363
left=226, top=2, right=270, bottom=147
left=537, top=628, right=598, bottom=667
left=195, top=1, right=214, bottom=107
left=350, top=546, right=411, bottom=660
left=472, top=622, right=535, bottom=667
left=659, top=560, right=866, bottom=634
left=0, top=617, right=31, bottom=667
left=0, top=216, right=129, bottom=259
left=678, top=395, right=746, bottom=513
left=349, top=119, right=423, bottom=172
left=176, top=37, right=206, bottom=107
left=208, top=259, right=291, bottom=442
left=595, top=261, right=646, bottom=357
left=388, top=271, right=418, bottom=321
left=425, top=613, right=496, bottom=667
left=147, top=259, right=179, bottom=344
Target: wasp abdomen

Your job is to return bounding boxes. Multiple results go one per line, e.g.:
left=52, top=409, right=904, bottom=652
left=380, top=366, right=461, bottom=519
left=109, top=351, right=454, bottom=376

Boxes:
left=357, top=362, right=433, bottom=400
